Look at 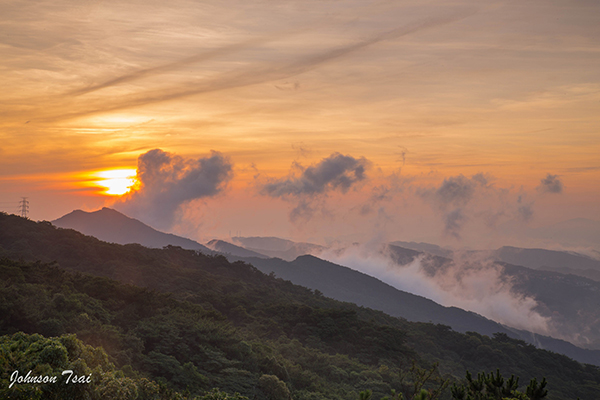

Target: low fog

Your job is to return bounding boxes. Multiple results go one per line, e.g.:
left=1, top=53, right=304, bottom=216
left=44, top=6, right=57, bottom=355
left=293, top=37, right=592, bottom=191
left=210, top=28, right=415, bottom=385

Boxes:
left=320, top=244, right=551, bottom=336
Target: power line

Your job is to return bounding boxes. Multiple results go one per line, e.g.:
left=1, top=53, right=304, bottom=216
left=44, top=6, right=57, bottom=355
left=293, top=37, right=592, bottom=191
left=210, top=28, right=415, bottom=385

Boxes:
left=0, top=200, right=21, bottom=214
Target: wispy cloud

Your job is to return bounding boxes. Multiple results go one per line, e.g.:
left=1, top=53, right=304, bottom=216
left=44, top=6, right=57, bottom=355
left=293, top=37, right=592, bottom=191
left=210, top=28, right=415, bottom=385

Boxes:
left=419, top=174, right=490, bottom=238
left=67, top=34, right=301, bottom=97
left=49, top=10, right=476, bottom=121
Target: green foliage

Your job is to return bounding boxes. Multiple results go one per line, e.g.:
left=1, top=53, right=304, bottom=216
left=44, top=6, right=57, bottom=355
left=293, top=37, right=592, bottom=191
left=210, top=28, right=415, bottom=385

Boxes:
left=259, top=374, right=291, bottom=400
left=0, top=258, right=417, bottom=399
left=525, top=378, right=548, bottom=400
left=198, top=388, right=248, bottom=400
left=1, top=214, right=600, bottom=399
left=450, top=370, right=547, bottom=400
left=0, top=332, right=163, bottom=400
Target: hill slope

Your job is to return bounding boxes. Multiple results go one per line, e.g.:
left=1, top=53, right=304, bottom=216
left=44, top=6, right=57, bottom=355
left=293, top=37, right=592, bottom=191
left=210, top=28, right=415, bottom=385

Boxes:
left=1, top=212, right=600, bottom=399
left=235, top=254, right=600, bottom=366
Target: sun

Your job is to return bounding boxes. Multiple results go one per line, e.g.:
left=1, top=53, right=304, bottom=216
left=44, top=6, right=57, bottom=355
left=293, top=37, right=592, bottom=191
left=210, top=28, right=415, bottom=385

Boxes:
left=94, top=169, right=138, bottom=196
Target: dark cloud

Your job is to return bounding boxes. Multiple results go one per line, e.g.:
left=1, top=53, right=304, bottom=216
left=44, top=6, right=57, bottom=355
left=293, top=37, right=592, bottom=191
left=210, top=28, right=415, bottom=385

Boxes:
left=260, top=152, right=370, bottom=222
left=357, top=187, right=388, bottom=216
left=445, top=208, right=467, bottom=239
left=356, top=179, right=402, bottom=217
left=261, top=152, right=369, bottom=198
left=116, top=149, right=233, bottom=229
left=420, top=173, right=492, bottom=239
left=518, top=204, right=534, bottom=222
left=517, top=194, right=534, bottom=222
left=420, top=174, right=542, bottom=237
left=433, top=174, right=481, bottom=207
left=289, top=199, right=316, bottom=223
left=537, top=173, right=563, bottom=194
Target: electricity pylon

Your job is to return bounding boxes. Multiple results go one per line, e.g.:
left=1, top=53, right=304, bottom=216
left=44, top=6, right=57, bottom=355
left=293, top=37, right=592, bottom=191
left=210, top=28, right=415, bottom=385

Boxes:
left=19, top=197, right=29, bottom=218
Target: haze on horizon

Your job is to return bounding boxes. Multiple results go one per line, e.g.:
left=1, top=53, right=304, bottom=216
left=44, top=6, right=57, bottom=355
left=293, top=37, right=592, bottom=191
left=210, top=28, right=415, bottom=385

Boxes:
left=1, top=0, right=599, bottom=250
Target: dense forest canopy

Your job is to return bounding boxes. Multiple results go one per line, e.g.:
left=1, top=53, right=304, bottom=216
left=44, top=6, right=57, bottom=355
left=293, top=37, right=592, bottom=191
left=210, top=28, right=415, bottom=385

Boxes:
left=1, top=213, right=599, bottom=399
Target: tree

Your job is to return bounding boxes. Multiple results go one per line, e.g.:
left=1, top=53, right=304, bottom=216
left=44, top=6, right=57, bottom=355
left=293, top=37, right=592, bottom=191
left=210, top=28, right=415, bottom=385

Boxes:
left=451, top=370, right=548, bottom=400
left=259, top=374, right=291, bottom=400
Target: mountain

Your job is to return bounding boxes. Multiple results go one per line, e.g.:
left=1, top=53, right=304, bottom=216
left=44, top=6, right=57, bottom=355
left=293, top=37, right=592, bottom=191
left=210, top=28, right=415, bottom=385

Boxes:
left=231, top=236, right=325, bottom=261
left=384, top=243, right=600, bottom=351
left=497, top=217, right=600, bottom=250
left=384, top=244, right=600, bottom=351
left=388, top=241, right=453, bottom=258
left=501, top=262, right=600, bottom=350
left=493, top=246, right=600, bottom=271
left=237, top=254, right=516, bottom=336
left=205, top=239, right=268, bottom=258
left=47, top=208, right=600, bottom=357
left=2, top=212, right=600, bottom=399
left=531, top=218, right=600, bottom=248
left=231, top=253, right=600, bottom=365
left=492, top=246, right=600, bottom=281
left=52, top=207, right=212, bottom=253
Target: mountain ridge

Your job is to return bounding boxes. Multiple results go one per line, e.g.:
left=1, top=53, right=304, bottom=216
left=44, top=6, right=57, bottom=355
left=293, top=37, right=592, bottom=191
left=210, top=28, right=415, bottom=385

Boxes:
left=2, top=211, right=600, bottom=399
left=46, top=209, right=600, bottom=365
left=52, top=207, right=212, bottom=253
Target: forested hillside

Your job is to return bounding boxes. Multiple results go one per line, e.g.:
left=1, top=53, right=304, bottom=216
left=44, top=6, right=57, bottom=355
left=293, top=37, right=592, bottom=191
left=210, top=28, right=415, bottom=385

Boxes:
left=1, top=213, right=600, bottom=399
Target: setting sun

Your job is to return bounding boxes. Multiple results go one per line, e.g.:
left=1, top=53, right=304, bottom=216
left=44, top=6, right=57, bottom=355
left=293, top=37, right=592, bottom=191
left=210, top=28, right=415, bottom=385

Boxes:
left=94, top=169, right=137, bottom=196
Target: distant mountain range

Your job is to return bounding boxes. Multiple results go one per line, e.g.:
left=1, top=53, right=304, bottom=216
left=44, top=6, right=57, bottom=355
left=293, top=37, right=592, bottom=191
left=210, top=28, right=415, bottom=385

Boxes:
left=492, top=246, right=600, bottom=281
left=50, top=208, right=600, bottom=365
left=205, top=239, right=268, bottom=258
left=230, top=236, right=325, bottom=261
left=390, top=240, right=600, bottom=283
left=497, top=217, right=600, bottom=250
left=388, top=241, right=453, bottom=258
left=4, top=211, right=600, bottom=399
left=52, top=208, right=212, bottom=253
left=231, top=253, right=600, bottom=365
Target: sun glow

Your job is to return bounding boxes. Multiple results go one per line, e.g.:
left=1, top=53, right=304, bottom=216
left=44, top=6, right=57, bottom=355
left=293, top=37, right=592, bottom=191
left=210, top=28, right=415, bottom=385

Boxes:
left=94, top=169, right=137, bottom=195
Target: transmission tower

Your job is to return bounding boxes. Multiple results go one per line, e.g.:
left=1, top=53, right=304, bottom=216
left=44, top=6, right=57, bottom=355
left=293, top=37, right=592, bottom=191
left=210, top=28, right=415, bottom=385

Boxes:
left=19, top=197, right=29, bottom=218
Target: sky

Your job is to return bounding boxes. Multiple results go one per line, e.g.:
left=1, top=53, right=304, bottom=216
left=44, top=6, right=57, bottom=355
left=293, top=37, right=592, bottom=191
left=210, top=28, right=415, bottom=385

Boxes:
left=1, top=0, right=599, bottom=249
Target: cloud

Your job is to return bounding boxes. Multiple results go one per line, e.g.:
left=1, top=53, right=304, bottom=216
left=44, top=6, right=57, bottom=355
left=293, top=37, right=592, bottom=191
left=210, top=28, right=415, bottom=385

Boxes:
left=68, top=34, right=295, bottom=97
left=260, top=152, right=370, bottom=222
left=116, top=148, right=233, bottom=229
left=517, top=204, right=534, bottom=222
left=417, top=173, right=541, bottom=239
left=321, top=245, right=550, bottom=335
left=262, top=152, right=369, bottom=197
left=420, top=174, right=490, bottom=239
left=444, top=208, right=467, bottom=239
left=517, top=194, right=534, bottom=222
left=47, top=11, right=476, bottom=122
left=355, top=170, right=407, bottom=217
left=537, top=173, right=563, bottom=194
left=435, top=175, right=478, bottom=206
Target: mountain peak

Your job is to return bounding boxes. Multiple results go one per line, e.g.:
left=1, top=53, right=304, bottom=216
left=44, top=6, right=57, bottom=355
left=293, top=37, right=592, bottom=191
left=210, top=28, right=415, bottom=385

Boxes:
left=52, top=208, right=211, bottom=253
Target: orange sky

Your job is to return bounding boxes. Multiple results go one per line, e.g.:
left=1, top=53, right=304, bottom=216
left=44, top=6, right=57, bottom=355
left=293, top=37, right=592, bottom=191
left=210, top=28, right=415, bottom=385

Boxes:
left=1, top=0, right=599, bottom=249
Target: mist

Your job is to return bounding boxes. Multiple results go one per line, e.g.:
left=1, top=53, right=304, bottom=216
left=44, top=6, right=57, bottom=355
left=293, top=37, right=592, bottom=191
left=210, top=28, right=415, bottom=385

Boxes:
left=319, top=244, right=551, bottom=335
